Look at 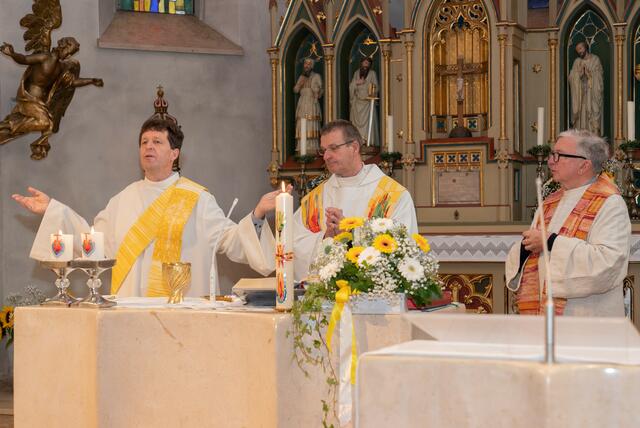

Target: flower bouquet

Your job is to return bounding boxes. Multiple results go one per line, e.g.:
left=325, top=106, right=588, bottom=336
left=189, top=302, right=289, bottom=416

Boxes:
left=306, top=216, right=441, bottom=310
left=290, top=217, right=441, bottom=427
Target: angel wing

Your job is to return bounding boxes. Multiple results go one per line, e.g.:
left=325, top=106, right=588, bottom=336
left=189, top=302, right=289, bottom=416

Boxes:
left=20, top=0, right=62, bottom=53
left=48, top=58, right=80, bottom=133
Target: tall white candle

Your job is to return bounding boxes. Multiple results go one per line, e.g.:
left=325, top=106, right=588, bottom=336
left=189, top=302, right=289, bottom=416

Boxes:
left=628, top=101, right=635, bottom=141
left=81, top=226, right=105, bottom=260
left=49, top=230, right=73, bottom=262
left=386, top=115, right=394, bottom=152
left=537, top=107, right=544, bottom=146
left=300, top=118, right=307, bottom=155
left=275, top=181, right=294, bottom=310
left=366, top=98, right=375, bottom=147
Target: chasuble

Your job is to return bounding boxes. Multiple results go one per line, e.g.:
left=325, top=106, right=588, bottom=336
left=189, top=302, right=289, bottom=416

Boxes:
left=29, top=173, right=275, bottom=297
left=293, top=164, right=418, bottom=282
left=506, top=177, right=630, bottom=317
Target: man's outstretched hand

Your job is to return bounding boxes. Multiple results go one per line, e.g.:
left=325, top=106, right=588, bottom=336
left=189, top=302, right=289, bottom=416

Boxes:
left=12, top=187, right=51, bottom=215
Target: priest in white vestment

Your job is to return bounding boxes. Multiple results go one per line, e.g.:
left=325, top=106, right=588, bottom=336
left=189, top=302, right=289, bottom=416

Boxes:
left=505, top=129, right=630, bottom=317
left=293, top=119, right=418, bottom=282
left=13, top=117, right=282, bottom=297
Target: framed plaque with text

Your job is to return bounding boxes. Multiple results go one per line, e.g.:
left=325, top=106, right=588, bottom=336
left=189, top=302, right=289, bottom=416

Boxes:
left=431, top=150, right=483, bottom=206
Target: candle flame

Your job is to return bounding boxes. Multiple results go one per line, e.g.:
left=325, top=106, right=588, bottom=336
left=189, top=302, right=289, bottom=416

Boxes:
left=281, top=181, right=286, bottom=192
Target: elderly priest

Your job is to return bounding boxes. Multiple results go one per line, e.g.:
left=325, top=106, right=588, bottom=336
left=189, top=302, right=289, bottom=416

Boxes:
left=506, top=129, right=631, bottom=317
left=293, top=119, right=418, bottom=281
left=13, top=116, right=283, bottom=297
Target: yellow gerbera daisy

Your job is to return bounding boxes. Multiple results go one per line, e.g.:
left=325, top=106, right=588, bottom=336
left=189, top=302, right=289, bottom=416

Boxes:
left=339, top=217, right=364, bottom=231
left=346, top=246, right=365, bottom=264
left=0, top=306, right=13, bottom=330
left=336, top=279, right=349, bottom=289
left=412, top=233, right=430, bottom=252
left=373, top=234, right=398, bottom=254
left=334, top=232, right=353, bottom=243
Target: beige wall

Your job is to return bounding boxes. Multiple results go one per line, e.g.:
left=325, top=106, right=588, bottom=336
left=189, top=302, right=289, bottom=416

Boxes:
left=0, top=0, right=273, bottom=304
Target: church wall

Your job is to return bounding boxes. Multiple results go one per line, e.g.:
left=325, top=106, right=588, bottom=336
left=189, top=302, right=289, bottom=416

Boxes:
left=0, top=0, right=273, bottom=307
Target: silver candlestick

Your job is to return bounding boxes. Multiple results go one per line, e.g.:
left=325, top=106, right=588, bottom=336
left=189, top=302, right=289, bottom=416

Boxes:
left=71, top=259, right=117, bottom=308
left=39, top=261, right=79, bottom=306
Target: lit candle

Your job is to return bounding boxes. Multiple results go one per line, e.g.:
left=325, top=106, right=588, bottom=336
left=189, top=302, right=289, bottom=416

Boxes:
left=275, top=181, right=294, bottom=311
left=386, top=115, right=394, bottom=152
left=49, top=230, right=73, bottom=262
left=81, top=226, right=105, bottom=260
left=628, top=101, right=635, bottom=141
left=300, top=118, right=307, bottom=156
left=537, top=107, right=544, bottom=146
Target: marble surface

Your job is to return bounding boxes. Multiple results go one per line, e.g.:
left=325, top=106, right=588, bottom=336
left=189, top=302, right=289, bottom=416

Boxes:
left=13, top=306, right=431, bottom=428
left=356, top=313, right=640, bottom=428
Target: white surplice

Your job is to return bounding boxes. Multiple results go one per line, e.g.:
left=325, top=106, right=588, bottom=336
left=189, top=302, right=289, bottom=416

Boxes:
left=30, top=173, right=275, bottom=297
left=505, top=182, right=631, bottom=317
left=293, top=164, right=418, bottom=282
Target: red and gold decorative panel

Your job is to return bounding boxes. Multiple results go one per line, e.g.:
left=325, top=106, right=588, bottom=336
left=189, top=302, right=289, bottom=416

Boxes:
left=439, top=273, right=493, bottom=313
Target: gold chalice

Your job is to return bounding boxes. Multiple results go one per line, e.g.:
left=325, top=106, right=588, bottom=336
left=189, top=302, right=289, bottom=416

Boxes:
left=162, top=262, right=191, bottom=304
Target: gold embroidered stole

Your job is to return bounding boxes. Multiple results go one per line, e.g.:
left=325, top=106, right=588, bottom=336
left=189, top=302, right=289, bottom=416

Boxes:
left=366, top=176, right=406, bottom=219
left=300, top=175, right=407, bottom=232
left=301, top=182, right=325, bottom=233
left=517, top=175, right=619, bottom=315
left=111, top=177, right=206, bottom=296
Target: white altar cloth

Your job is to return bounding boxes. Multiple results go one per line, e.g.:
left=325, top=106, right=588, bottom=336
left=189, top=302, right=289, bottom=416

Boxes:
left=427, top=234, right=640, bottom=262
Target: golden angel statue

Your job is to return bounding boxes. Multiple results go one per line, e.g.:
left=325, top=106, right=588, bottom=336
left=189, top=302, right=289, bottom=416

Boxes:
left=0, top=0, right=103, bottom=160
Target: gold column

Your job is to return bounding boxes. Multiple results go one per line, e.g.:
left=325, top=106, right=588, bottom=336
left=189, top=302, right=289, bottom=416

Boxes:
left=616, top=32, right=626, bottom=142
left=323, top=44, right=335, bottom=123
left=498, top=32, right=507, bottom=141
left=548, top=34, right=558, bottom=141
left=267, top=47, right=280, bottom=186
left=268, top=48, right=279, bottom=154
left=401, top=30, right=416, bottom=145
left=381, top=40, right=392, bottom=151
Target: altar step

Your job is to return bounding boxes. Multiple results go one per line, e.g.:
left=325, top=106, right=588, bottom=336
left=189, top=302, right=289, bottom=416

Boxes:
left=0, top=380, right=13, bottom=428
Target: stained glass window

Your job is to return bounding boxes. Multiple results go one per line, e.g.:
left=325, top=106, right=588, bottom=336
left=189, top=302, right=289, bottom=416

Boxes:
left=119, top=0, right=193, bottom=15
left=528, top=0, right=549, bottom=9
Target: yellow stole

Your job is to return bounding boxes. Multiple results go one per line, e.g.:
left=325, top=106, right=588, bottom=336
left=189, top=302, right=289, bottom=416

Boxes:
left=301, top=175, right=406, bottom=232
left=111, top=177, right=206, bottom=296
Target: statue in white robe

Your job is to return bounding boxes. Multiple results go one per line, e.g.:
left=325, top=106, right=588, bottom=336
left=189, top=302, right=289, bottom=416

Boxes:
left=294, top=58, right=323, bottom=154
left=568, top=42, right=604, bottom=134
left=349, top=57, right=379, bottom=146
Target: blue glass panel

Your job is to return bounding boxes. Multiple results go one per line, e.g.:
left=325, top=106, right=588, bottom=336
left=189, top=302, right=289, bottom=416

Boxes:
left=528, top=0, right=549, bottom=9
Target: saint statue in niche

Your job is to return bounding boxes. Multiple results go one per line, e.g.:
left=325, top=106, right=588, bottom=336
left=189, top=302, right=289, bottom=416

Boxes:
left=349, top=56, right=379, bottom=146
left=294, top=58, right=323, bottom=154
left=568, top=41, right=604, bottom=134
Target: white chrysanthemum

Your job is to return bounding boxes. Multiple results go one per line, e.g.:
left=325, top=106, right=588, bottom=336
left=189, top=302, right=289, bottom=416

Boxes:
left=319, top=262, right=341, bottom=281
left=358, top=247, right=381, bottom=266
left=321, top=238, right=335, bottom=255
left=398, top=258, right=424, bottom=281
left=370, top=218, right=394, bottom=233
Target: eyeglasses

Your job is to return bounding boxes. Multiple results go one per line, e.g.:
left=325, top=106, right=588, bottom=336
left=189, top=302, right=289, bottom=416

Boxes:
left=549, top=151, right=587, bottom=162
left=317, top=140, right=355, bottom=156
